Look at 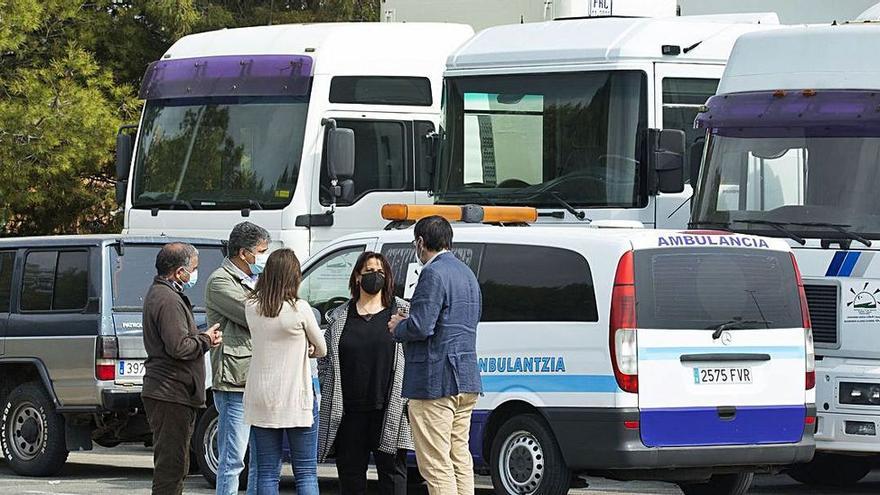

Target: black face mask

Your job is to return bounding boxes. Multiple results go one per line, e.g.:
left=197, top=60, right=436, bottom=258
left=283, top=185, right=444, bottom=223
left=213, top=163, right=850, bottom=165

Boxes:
left=360, top=272, right=385, bottom=295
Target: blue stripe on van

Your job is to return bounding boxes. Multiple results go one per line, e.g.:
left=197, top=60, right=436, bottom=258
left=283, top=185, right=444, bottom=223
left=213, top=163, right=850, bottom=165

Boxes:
left=826, top=251, right=848, bottom=276
left=481, top=374, right=619, bottom=393
left=639, top=346, right=803, bottom=361
left=640, top=405, right=806, bottom=447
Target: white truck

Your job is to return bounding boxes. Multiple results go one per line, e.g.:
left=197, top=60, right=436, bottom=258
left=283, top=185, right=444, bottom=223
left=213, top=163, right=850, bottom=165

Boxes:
left=691, top=20, right=880, bottom=486
left=430, top=12, right=778, bottom=228
left=116, top=22, right=474, bottom=258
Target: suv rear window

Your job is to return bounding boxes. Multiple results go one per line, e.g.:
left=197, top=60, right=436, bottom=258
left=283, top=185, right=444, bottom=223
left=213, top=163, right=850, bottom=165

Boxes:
left=634, top=248, right=801, bottom=330
left=110, top=244, right=224, bottom=311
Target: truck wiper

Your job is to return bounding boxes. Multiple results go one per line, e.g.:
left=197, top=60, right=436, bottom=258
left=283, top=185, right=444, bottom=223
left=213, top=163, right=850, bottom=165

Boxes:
left=794, top=222, right=872, bottom=248
left=735, top=219, right=806, bottom=245
left=549, top=192, right=589, bottom=222
left=139, top=199, right=194, bottom=210
left=709, top=319, right=772, bottom=340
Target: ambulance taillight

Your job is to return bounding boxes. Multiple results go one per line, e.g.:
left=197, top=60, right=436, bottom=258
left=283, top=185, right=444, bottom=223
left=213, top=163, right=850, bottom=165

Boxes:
left=791, top=252, right=815, bottom=390
left=610, top=251, right=638, bottom=393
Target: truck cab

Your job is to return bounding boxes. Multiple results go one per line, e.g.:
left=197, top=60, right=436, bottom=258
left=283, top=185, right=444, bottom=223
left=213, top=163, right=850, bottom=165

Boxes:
left=691, top=22, right=880, bottom=486
left=119, top=23, right=474, bottom=258
left=431, top=13, right=779, bottom=227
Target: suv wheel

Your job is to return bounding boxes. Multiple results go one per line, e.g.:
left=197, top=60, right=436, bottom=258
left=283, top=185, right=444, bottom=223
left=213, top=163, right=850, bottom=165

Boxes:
left=194, top=403, right=249, bottom=488
left=489, top=414, right=571, bottom=495
left=1, top=382, right=69, bottom=476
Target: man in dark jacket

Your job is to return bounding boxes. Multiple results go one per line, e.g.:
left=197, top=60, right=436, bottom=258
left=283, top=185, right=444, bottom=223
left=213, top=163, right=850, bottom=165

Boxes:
left=142, top=242, right=222, bottom=495
left=388, top=216, right=482, bottom=495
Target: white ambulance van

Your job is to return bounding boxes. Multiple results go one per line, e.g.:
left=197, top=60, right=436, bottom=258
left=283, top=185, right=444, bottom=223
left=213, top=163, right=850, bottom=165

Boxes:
left=300, top=204, right=816, bottom=495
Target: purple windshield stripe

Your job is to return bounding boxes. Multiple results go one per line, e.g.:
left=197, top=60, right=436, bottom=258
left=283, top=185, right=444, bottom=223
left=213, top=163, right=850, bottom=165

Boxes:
left=695, top=91, right=880, bottom=135
left=139, top=55, right=314, bottom=100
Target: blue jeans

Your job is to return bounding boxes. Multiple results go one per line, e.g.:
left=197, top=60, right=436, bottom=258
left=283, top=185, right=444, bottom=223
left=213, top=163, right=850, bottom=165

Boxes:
left=214, top=391, right=258, bottom=495
left=251, top=402, right=319, bottom=495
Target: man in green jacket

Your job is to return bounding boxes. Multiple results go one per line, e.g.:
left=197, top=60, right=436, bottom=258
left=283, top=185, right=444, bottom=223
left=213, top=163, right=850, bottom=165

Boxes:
left=206, top=222, right=270, bottom=495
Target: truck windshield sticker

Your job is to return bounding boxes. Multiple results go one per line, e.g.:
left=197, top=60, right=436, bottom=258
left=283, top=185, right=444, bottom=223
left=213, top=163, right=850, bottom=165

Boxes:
left=657, top=234, right=770, bottom=248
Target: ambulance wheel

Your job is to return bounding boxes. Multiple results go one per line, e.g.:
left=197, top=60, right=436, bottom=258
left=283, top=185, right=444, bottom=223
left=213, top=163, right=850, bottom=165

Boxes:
left=678, top=473, right=754, bottom=495
left=490, top=414, right=571, bottom=495
left=194, top=403, right=249, bottom=488
left=787, top=454, right=871, bottom=486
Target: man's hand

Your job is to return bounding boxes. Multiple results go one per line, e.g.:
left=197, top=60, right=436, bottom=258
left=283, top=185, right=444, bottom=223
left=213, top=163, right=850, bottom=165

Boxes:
left=388, top=313, right=407, bottom=335
left=308, top=344, right=316, bottom=358
left=205, top=323, right=223, bottom=348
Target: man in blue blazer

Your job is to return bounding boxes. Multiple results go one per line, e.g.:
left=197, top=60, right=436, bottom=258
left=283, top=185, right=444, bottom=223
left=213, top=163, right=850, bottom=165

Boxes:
left=388, top=215, right=482, bottom=495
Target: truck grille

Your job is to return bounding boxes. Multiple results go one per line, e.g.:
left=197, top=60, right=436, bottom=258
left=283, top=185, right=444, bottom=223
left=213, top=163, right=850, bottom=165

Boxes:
left=804, top=284, right=838, bottom=345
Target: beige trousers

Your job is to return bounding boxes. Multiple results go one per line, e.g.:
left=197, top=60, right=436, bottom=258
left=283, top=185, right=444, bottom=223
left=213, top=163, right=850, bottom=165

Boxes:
left=408, top=393, right=479, bottom=495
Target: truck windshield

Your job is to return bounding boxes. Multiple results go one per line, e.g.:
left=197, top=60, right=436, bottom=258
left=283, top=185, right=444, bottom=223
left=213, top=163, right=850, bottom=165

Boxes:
left=131, top=96, right=309, bottom=210
left=435, top=70, right=648, bottom=207
left=692, top=130, right=880, bottom=240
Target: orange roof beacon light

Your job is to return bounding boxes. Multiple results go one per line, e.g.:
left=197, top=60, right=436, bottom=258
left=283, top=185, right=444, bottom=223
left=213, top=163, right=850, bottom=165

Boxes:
left=381, top=204, right=538, bottom=224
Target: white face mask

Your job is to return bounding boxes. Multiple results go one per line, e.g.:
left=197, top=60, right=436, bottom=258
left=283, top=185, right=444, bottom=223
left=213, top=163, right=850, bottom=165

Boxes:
left=180, top=268, right=198, bottom=290
left=247, top=250, right=269, bottom=275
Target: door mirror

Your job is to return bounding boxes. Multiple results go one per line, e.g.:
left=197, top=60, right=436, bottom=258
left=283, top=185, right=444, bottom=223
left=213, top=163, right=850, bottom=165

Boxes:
left=326, top=127, right=355, bottom=180
left=115, top=127, right=136, bottom=180
left=423, top=131, right=440, bottom=181
left=689, top=137, right=705, bottom=189
left=115, top=181, right=128, bottom=206
left=648, top=128, right=685, bottom=194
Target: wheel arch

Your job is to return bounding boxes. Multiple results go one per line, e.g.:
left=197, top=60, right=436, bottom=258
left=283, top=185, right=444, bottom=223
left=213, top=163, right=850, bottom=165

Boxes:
left=480, top=400, right=557, bottom=465
left=0, top=358, right=59, bottom=408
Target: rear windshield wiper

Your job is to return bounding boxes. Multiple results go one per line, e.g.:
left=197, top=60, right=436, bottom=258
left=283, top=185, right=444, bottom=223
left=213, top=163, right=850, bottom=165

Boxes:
left=709, top=319, right=772, bottom=340
left=734, top=219, right=806, bottom=245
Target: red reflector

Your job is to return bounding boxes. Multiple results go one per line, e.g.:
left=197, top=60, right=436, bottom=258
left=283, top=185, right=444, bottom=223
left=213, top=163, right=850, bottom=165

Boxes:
left=805, top=416, right=816, bottom=425
left=806, top=371, right=816, bottom=390
left=96, top=363, right=115, bottom=381
left=624, top=420, right=640, bottom=430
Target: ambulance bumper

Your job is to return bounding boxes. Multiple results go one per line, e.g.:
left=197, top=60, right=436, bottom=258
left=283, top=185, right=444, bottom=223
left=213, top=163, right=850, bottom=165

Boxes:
left=543, top=406, right=815, bottom=472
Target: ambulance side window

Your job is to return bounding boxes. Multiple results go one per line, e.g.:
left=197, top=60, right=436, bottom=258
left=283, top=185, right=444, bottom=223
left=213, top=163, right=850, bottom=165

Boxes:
left=380, top=243, right=483, bottom=299
left=300, top=245, right=366, bottom=323
left=478, top=244, right=598, bottom=322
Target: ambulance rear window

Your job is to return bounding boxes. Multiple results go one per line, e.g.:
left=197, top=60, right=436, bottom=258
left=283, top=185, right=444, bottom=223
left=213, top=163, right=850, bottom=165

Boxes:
left=634, top=248, right=801, bottom=330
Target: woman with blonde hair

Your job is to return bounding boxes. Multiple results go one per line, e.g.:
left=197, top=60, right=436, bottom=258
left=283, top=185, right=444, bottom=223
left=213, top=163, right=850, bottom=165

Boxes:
left=243, top=248, right=326, bottom=495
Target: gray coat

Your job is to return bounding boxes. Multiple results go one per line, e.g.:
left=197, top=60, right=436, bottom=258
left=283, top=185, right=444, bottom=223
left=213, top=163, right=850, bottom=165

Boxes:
left=317, top=297, right=415, bottom=462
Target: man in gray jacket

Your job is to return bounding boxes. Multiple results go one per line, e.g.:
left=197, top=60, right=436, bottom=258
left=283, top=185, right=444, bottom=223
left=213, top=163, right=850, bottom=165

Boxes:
left=206, top=222, right=270, bottom=495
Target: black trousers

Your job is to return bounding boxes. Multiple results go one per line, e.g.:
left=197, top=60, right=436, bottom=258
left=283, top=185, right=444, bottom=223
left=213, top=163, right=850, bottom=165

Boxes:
left=336, top=409, right=407, bottom=495
left=143, top=397, right=198, bottom=495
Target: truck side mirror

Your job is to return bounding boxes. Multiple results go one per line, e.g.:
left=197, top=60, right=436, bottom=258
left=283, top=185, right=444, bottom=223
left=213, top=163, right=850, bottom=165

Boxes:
left=116, top=128, right=135, bottom=179
left=648, top=128, right=686, bottom=194
left=326, top=127, right=355, bottom=181
left=689, top=137, right=706, bottom=188
left=115, top=125, right=136, bottom=206
left=424, top=131, right=440, bottom=181
left=115, top=182, right=128, bottom=206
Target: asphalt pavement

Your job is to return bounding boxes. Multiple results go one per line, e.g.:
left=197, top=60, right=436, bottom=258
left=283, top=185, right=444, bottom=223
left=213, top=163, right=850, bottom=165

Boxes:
left=2, top=446, right=880, bottom=494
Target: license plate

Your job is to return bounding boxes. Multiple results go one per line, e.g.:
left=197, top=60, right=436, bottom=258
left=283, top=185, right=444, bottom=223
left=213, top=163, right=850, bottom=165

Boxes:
left=694, top=367, right=752, bottom=384
left=117, top=360, right=146, bottom=378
